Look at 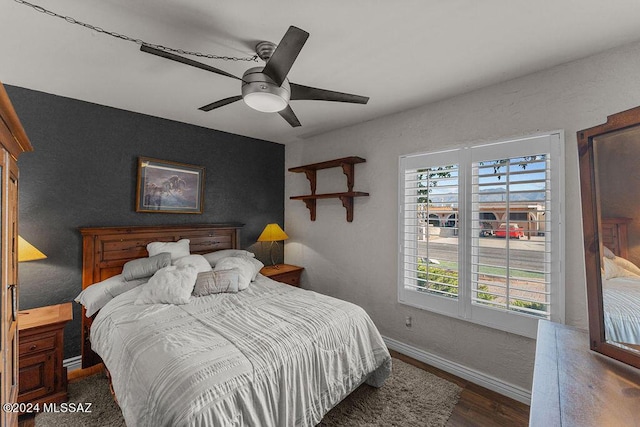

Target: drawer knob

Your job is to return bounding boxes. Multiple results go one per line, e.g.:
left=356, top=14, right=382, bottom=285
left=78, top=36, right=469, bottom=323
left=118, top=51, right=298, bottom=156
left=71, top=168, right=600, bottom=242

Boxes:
left=29, top=344, right=37, bottom=351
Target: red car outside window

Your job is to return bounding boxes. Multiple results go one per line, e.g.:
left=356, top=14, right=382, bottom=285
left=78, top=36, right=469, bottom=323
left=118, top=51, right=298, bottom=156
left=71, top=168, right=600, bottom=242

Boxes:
left=494, top=224, right=524, bottom=239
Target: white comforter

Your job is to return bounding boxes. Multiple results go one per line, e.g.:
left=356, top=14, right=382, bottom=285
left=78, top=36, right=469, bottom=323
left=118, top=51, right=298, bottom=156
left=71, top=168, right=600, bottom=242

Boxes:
left=91, top=274, right=391, bottom=427
left=603, top=276, right=640, bottom=345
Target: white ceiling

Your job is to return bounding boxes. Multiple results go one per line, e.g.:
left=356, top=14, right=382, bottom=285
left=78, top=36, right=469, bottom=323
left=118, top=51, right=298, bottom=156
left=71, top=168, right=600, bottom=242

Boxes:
left=3, top=1, right=640, bottom=144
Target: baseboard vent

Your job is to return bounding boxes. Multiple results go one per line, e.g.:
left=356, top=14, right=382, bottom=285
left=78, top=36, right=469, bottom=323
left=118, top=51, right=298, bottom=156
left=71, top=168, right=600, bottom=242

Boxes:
left=383, top=336, right=531, bottom=405
left=63, top=355, right=82, bottom=372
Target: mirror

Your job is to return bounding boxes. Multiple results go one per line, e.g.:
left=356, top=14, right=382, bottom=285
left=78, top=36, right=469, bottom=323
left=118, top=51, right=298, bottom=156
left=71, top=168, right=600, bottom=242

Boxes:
left=579, top=106, right=640, bottom=369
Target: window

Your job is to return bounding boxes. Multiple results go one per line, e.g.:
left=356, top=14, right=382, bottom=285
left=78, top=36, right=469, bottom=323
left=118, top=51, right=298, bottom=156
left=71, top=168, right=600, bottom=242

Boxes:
left=398, top=132, right=564, bottom=338
left=508, top=212, right=528, bottom=221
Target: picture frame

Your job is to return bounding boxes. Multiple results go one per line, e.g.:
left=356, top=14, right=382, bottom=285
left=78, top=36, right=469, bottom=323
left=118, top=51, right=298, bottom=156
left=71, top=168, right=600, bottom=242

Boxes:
left=136, top=157, right=205, bottom=214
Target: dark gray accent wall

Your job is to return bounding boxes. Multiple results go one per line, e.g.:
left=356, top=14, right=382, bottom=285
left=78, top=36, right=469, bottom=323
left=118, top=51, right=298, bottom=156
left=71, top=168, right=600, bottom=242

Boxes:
left=6, top=85, right=285, bottom=359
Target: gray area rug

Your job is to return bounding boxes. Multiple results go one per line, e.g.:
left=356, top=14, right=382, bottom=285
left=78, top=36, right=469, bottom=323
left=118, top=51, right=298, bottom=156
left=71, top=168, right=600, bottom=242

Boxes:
left=36, top=358, right=461, bottom=426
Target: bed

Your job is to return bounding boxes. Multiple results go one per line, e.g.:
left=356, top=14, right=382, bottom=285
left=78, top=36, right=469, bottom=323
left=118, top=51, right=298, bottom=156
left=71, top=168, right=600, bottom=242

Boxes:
left=601, top=276, right=640, bottom=345
left=600, top=218, right=640, bottom=348
left=77, top=224, right=391, bottom=426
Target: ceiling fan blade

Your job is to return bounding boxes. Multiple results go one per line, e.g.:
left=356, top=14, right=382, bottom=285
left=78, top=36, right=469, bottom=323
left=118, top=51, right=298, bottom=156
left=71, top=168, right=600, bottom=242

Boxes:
left=199, top=95, right=243, bottom=111
left=290, top=83, right=369, bottom=104
left=140, top=45, right=241, bottom=81
left=278, top=105, right=301, bottom=127
left=262, top=26, right=309, bottom=86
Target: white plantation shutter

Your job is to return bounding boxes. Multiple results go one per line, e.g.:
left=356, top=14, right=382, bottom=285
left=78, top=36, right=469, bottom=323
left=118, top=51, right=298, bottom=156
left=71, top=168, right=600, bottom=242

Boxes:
left=399, top=133, right=564, bottom=338
left=471, top=156, right=551, bottom=315
left=399, top=149, right=461, bottom=317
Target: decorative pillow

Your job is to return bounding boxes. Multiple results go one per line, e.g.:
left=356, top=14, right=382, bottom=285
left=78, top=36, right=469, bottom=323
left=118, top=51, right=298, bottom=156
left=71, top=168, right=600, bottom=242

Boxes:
left=203, top=249, right=255, bottom=267
left=603, top=246, right=616, bottom=259
left=147, top=239, right=190, bottom=261
left=134, top=265, right=198, bottom=305
left=172, top=254, right=212, bottom=274
left=75, top=274, right=147, bottom=317
left=192, top=270, right=240, bottom=297
left=122, top=252, right=171, bottom=281
left=603, top=257, right=640, bottom=280
left=243, top=255, right=264, bottom=281
left=213, top=256, right=257, bottom=290
left=612, top=255, right=640, bottom=277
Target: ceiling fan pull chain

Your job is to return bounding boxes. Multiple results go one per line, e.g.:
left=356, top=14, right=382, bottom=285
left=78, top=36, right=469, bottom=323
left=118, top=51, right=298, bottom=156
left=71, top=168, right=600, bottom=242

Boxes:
left=13, top=0, right=258, bottom=62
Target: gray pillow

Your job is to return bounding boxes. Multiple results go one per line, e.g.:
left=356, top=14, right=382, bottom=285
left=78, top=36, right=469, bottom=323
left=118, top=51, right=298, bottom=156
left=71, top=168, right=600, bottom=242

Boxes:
left=75, top=274, right=147, bottom=317
left=193, top=270, right=240, bottom=297
left=122, top=252, right=171, bottom=281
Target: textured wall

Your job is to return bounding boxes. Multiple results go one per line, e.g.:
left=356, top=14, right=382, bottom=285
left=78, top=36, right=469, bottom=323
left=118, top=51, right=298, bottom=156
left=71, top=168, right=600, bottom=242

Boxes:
left=285, top=40, right=640, bottom=392
left=7, top=85, right=284, bottom=359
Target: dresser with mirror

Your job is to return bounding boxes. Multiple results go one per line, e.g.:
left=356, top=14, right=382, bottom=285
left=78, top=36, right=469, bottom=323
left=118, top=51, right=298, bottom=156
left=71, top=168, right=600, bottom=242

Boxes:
left=531, top=106, right=640, bottom=425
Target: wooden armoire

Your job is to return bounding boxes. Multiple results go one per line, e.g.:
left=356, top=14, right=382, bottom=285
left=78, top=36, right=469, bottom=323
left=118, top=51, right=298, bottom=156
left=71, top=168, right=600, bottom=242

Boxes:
left=0, top=82, right=34, bottom=426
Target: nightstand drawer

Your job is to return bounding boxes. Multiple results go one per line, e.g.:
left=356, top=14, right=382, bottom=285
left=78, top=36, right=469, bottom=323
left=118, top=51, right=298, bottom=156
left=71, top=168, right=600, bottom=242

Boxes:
left=19, top=335, right=56, bottom=356
left=273, top=271, right=301, bottom=286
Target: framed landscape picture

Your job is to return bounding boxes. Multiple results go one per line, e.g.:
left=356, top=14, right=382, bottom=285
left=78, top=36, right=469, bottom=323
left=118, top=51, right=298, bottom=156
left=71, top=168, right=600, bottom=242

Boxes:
left=136, top=157, right=205, bottom=213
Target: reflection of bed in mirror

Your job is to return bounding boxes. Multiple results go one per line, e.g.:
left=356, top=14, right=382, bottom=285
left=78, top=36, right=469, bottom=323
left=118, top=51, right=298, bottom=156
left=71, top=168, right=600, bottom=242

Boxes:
left=600, top=217, right=640, bottom=350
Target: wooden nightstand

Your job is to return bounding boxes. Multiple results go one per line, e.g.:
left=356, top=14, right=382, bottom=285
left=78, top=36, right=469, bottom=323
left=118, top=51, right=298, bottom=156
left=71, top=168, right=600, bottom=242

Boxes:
left=17, top=303, right=73, bottom=406
left=260, top=264, right=304, bottom=287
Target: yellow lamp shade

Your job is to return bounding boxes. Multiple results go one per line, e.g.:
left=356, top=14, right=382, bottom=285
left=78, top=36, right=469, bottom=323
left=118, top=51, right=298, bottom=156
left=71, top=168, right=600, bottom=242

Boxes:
left=257, top=224, right=289, bottom=242
left=18, top=236, right=47, bottom=262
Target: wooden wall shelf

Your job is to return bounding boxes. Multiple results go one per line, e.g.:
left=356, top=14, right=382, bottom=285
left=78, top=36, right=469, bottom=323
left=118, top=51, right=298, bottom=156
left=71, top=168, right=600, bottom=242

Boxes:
left=289, top=157, right=369, bottom=222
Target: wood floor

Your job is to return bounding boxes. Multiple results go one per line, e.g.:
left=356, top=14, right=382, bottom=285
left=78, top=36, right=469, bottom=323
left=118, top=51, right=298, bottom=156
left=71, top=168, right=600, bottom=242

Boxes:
left=391, top=350, right=530, bottom=426
left=19, top=352, right=529, bottom=427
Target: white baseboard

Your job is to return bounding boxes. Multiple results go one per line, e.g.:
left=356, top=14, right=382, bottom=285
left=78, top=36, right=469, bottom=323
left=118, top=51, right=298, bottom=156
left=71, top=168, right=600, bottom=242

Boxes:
left=383, top=336, right=531, bottom=405
left=63, top=355, right=82, bottom=372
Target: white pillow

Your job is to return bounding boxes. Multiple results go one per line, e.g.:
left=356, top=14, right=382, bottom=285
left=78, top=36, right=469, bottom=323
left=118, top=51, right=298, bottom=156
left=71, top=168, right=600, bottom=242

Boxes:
left=612, top=255, right=640, bottom=277
left=147, top=239, right=190, bottom=261
left=135, top=265, right=198, bottom=305
left=214, top=256, right=258, bottom=290
left=173, top=254, right=212, bottom=274
left=75, top=274, right=147, bottom=317
left=203, top=249, right=255, bottom=267
left=244, top=256, right=264, bottom=280
left=603, top=257, right=640, bottom=280
left=603, top=246, right=616, bottom=259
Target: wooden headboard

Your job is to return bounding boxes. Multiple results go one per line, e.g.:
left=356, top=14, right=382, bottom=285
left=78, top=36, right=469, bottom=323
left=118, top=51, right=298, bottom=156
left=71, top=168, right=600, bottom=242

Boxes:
left=79, top=223, right=243, bottom=367
left=601, top=217, right=631, bottom=259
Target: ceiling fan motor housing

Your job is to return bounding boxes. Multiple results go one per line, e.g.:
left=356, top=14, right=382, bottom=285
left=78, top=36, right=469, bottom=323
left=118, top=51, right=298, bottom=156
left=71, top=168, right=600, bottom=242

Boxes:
left=241, top=67, right=291, bottom=113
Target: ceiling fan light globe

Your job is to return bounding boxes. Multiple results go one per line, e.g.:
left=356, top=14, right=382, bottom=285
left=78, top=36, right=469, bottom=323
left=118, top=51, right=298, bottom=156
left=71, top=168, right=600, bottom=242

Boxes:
left=243, top=92, right=288, bottom=113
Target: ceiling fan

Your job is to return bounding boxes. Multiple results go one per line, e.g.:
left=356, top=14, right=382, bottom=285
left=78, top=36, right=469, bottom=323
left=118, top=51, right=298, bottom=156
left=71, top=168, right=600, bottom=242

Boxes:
left=140, top=26, right=369, bottom=127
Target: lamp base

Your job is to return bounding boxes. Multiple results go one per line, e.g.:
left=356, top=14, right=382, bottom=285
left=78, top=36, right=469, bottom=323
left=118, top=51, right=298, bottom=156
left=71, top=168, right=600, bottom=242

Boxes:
left=269, top=241, right=280, bottom=267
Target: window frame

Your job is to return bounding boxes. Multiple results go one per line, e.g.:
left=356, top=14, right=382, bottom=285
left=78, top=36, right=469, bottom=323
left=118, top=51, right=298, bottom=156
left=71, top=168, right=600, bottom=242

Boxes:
left=397, top=132, right=565, bottom=338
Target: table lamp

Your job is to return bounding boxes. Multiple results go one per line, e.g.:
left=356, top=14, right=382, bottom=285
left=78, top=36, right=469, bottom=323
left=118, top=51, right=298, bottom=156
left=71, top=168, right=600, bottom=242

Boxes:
left=257, top=223, right=289, bottom=268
